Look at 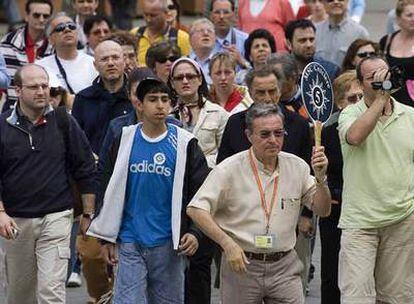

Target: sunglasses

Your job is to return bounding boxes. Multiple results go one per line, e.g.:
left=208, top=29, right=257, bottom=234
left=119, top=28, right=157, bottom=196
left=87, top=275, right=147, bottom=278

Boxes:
left=157, top=55, right=180, bottom=64
left=50, top=87, right=66, bottom=97
left=52, top=22, right=77, bottom=34
left=167, top=4, right=177, bottom=10
left=347, top=93, right=363, bottom=103
left=257, top=129, right=287, bottom=139
left=172, top=73, right=200, bottom=82
left=32, top=13, right=50, bottom=19
left=356, top=51, right=377, bottom=58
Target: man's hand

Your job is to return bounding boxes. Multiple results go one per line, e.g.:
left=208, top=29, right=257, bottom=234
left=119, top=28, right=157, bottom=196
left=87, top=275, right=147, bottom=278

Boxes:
left=179, top=233, right=199, bottom=256
left=222, top=239, right=249, bottom=273
left=373, top=67, right=391, bottom=103
left=311, top=146, right=328, bottom=182
left=298, top=216, right=314, bottom=236
left=101, top=243, right=118, bottom=266
left=79, top=215, right=92, bottom=240
left=224, top=45, right=246, bottom=68
left=0, top=212, right=17, bottom=240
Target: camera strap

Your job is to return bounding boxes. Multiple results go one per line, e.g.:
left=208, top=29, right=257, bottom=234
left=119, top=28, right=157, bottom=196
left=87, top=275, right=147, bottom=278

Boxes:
left=54, top=55, right=75, bottom=95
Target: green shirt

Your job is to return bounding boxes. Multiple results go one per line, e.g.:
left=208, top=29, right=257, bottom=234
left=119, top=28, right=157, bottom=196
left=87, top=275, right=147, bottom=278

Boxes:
left=338, top=98, right=414, bottom=229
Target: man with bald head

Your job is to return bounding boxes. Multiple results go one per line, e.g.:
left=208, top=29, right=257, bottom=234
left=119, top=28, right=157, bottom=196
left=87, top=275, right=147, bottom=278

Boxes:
left=72, top=39, right=133, bottom=303
left=130, top=0, right=190, bottom=66
left=0, top=64, right=96, bottom=304
left=36, top=12, right=98, bottom=99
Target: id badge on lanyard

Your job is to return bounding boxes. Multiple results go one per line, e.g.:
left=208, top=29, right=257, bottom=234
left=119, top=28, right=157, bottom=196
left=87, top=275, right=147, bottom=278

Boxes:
left=249, top=149, right=279, bottom=250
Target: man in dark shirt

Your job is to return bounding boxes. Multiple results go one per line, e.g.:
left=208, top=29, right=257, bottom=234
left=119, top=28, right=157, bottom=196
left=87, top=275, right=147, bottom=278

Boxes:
left=217, top=66, right=311, bottom=164
left=71, top=39, right=133, bottom=302
left=0, top=64, right=95, bottom=304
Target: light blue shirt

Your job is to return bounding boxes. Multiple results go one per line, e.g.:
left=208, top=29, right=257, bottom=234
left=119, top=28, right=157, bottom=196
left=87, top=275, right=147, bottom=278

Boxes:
left=348, top=0, right=365, bottom=22
left=215, top=27, right=248, bottom=57
left=0, top=54, right=10, bottom=89
left=119, top=125, right=177, bottom=247
left=189, top=51, right=216, bottom=85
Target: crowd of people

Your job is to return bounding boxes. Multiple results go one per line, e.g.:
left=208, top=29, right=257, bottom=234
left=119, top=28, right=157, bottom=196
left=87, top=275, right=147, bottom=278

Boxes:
left=0, top=0, right=413, bottom=304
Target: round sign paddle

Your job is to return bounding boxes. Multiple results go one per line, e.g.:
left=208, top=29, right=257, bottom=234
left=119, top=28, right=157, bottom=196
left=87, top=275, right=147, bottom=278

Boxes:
left=301, top=62, right=334, bottom=146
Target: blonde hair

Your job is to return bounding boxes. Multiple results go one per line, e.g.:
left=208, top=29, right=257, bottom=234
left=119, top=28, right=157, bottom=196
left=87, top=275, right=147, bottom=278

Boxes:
left=396, top=0, right=414, bottom=17
left=333, top=70, right=358, bottom=108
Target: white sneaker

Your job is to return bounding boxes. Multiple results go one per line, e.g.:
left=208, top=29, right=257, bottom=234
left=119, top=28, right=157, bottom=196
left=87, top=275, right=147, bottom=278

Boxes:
left=67, top=272, right=82, bottom=287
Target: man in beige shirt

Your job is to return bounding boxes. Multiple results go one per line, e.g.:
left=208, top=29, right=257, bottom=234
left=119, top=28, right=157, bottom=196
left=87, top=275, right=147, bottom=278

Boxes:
left=187, top=102, right=331, bottom=304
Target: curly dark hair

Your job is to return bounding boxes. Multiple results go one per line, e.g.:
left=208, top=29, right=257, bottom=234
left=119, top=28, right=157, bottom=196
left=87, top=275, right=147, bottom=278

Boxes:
left=244, top=28, right=277, bottom=64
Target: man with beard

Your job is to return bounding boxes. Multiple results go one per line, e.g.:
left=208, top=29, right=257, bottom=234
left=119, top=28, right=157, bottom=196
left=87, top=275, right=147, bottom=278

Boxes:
left=285, top=19, right=340, bottom=82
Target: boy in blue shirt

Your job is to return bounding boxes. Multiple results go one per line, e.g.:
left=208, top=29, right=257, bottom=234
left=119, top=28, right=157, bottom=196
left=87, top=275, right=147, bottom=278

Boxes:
left=88, top=78, right=209, bottom=303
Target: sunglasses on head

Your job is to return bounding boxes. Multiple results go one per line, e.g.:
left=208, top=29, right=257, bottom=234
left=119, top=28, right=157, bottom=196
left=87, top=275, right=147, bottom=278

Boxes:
left=52, top=22, right=77, bottom=34
left=157, top=55, right=180, bottom=64
left=356, top=51, right=376, bottom=58
left=32, top=12, right=50, bottom=19
left=50, top=87, right=65, bottom=97
left=347, top=93, right=363, bottom=103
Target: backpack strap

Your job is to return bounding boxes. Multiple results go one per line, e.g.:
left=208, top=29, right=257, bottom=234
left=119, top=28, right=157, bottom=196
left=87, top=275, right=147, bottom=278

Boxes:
left=168, top=27, right=178, bottom=43
left=135, top=26, right=147, bottom=40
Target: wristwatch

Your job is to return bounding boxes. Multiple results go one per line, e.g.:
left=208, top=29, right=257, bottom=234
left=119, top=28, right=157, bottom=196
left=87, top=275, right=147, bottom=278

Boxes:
left=82, top=211, right=95, bottom=219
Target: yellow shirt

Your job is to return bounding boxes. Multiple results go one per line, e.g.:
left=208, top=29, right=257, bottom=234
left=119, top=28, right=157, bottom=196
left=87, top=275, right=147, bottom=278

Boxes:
left=188, top=150, right=315, bottom=253
left=130, top=26, right=191, bottom=66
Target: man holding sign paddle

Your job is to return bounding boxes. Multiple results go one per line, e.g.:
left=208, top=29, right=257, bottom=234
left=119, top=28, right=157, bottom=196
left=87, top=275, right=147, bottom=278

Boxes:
left=187, top=102, right=331, bottom=304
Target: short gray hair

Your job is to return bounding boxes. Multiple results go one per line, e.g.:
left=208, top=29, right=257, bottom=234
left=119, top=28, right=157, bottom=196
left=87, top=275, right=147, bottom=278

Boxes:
left=245, top=66, right=282, bottom=94
left=267, top=53, right=299, bottom=83
left=190, top=18, right=215, bottom=36
left=45, top=12, right=72, bottom=37
left=245, top=102, right=285, bottom=132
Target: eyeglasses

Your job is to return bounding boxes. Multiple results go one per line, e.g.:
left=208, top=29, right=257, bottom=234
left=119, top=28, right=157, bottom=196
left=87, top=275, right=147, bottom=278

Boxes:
left=32, top=13, right=50, bottom=19
left=356, top=51, right=377, bottom=58
left=346, top=93, right=363, bottom=103
left=52, top=22, right=77, bottom=34
left=257, top=129, right=287, bottom=139
left=172, top=73, right=200, bottom=82
left=212, top=9, right=232, bottom=15
left=192, top=28, right=215, bottom=35
left=22, top=83, right=49, bottom=91
left=157, top=55, right=180, bottom=64
left=50, top=87, right=66, bottom=97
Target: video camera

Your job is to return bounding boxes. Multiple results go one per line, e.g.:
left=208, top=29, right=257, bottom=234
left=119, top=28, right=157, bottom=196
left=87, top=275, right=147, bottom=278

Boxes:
left=371, top=66, right=404, bottom=92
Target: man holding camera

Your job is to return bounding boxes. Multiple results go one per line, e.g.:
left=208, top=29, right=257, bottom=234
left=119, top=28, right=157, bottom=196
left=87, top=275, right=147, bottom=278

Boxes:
left=338, top=56, right=414, bottom=304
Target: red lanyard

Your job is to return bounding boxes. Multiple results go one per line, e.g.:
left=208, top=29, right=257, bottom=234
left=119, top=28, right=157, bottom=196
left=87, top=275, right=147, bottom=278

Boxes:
left=248, top=149, right=279, bottom=234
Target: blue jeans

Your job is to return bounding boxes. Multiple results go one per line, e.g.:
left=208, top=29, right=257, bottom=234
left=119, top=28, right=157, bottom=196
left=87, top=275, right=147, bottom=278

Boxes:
left=113, top=241, right=185, bottom=304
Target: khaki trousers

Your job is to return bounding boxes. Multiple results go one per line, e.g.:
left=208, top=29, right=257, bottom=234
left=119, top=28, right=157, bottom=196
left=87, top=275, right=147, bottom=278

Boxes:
left=76, top=236, right=111, bottom=300
left=339, top=212, right=414, bottom=304
left=220, top=250, right=304, bottom=304
left=5, top=209, right=72, bottom=304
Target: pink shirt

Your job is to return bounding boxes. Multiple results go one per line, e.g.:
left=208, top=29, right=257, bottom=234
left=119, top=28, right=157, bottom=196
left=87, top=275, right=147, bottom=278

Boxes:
left=238, top=0, right=295, bottom=52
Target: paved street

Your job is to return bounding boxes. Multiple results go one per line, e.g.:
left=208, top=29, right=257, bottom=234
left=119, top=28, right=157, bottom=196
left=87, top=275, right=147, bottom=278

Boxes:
left=0, top=0, right=394, bottom=303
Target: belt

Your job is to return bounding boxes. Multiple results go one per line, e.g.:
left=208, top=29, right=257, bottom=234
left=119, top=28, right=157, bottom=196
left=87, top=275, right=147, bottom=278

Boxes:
left=244, top=250, right=291, bottom=262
